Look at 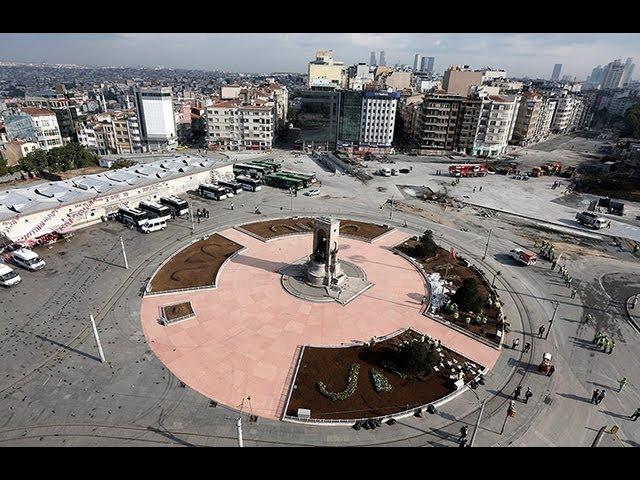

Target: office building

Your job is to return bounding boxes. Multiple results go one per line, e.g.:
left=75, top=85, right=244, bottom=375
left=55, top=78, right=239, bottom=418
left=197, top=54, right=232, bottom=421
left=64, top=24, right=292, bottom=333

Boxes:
left=370, top=52, right=377, bottom=67
left=621, top=57, right=635, bottom=87
left=379, top=51, right=386, bottom=67
left=297, top=90, right=341, bottom=150
left=4, top=107, right=64, bottom=151
left=425, top=57, right=435, bottom=74
left=337, top=90, right=363, bottom=146
left=359, top=90, right=399, bottom=148
left=308, top=50, right=346, bottom=89
left=601, top=59, right=626, bottom=90
left=551, top=64, right=562, bottom=81
left=133, top=87, right=178, bottom=151
left=413, top=54, right=421, bottom=72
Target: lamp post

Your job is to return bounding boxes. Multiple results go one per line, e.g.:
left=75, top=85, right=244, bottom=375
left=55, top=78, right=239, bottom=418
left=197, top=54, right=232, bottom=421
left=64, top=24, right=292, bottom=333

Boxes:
left=482, top=229, right=493, bottom=260
left=545, top=301, right=559, bottom=340
left=467, top=387, right=486, bottom=447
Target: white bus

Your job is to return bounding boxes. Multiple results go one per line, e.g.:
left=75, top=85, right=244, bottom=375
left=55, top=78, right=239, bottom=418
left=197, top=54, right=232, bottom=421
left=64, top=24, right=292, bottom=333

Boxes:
left=235, top=175, right=262, bottom=192
left=217, top=180, right=243, bottom=195
left=159, top=196, right=190, bottom=217
left=117, top=206, right=149, bottom=229
left=138, top=201, right=173, bottom=223
left=198, top=184, right=228, bottom=201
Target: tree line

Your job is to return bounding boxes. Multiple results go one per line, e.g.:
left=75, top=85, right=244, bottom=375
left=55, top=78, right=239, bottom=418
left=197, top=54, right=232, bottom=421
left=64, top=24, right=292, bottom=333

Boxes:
left=18, top=142, right=99, bottom=174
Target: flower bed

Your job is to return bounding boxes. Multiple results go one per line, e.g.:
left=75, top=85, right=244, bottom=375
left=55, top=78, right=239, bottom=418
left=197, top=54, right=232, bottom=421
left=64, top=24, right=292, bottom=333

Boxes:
left=318, top=364, right=360, bottom=401
left=238, top=218, right=391, bottom=242
left=396, top=239, right=501, bottom=345
left=285, top=329, right=484, bottom=420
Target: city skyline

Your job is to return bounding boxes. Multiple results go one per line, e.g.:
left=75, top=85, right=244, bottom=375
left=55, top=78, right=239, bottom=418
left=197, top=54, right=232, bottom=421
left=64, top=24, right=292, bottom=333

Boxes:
left=0, top=33, right=638, bottom=79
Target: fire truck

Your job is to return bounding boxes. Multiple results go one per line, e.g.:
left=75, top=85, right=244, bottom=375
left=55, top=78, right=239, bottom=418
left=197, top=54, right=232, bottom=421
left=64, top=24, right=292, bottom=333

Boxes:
left=448, top=163, right=489, bottom=177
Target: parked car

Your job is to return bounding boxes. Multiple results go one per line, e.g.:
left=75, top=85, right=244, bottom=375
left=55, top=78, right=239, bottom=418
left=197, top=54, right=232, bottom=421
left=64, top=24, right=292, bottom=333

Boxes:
left=305, top=189, right=321, bottom=197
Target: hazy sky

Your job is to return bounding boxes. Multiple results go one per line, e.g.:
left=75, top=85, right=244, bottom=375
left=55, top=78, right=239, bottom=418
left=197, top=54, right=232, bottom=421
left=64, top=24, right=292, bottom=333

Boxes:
left=1, top=33, right=638, bottom=79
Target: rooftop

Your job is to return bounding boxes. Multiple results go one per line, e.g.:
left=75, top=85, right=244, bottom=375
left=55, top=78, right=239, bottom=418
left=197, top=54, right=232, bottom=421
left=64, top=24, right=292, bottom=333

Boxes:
left=19, top=107, right=56, bottom=117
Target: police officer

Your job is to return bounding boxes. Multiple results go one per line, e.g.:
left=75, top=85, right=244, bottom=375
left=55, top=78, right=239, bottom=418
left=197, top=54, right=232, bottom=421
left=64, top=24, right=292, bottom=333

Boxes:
left=570, top=288, right=577, bottom=299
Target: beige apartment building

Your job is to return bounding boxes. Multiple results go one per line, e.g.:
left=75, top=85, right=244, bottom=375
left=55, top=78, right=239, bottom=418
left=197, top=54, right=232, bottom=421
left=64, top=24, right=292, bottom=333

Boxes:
left=308, top=50, right=346, bottom=89
left=513, top=92, right=545, bottom=145
left=205, top=100, right=274, bottom=151
left=442, top=66, right=484, bottom=96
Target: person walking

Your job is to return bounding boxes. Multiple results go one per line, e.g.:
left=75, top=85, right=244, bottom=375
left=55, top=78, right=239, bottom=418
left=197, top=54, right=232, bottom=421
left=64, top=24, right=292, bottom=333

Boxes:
left=230, top=202, right=234, bottom=211
left=512, top=338, right=520, bottom=350
left=459, top=425, right=468, bottom=440
left=608, top=340, right=616, bottom=354
left=524, top=387, right=533, bottom=404
left=551, top=259, right=557, bottom=270
left=593, top=331, right=601, bottom=344
left=584, top=313, right=593, bottom=324
left=473, top=186, right=477, bottom=193
left=631, top=408, right=640, bottom=421
left=592, top=389, right=600, bottom=404
left=538, top=325, right=546, bottom=338
left=547, top=364, right=555, bottom=377
left=596, top=390, right=606, bottom=405
left=514, top=385, right=522, bottom=401
left=602, top=337, right=610, bottom=353
left=570, top=288, right=577, bottom=299
left=618, top=377, right=628, bottom=392
left=459, top=437, right=468, bottom=447
left=523, top=342, right=531, bottom=354
left=631, top=294, right=638, bottom=309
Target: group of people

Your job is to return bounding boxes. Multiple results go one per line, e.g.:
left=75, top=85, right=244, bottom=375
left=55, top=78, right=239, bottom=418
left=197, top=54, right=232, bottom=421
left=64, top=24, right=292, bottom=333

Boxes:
left=593, top=331, right=616, bottom=354
left=195, top=208, right=210, bottom=223
left=536, top=240, right=557, bottom=263
left=591, top=389, right=606, bottom=405
left=551, top=181, right=562, bottom=189
left=558, top=265, right=573, bottom=289
left=514, top=385, right=534, bottom=403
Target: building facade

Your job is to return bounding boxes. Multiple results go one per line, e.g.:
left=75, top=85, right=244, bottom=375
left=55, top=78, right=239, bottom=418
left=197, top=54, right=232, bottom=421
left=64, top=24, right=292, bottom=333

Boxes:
left=205, top=101, right=274, bottom=151
left=359, top=91, right=399, bottom=148
left=133, top=87, right=178, bottom=151
left=4, top=108, right=64, bottom=151
left=442, top=66, right=484, bottom=96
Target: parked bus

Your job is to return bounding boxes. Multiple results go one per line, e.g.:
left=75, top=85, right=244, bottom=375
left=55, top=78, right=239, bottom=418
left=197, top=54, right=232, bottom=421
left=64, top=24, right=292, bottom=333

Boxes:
left=233, top=163, right=269, bottom=178
left=159, top=196, right=190, bottom=217
left=280, top=170, right=317, bottom=187
left=250, top=160, right=281, bottom=173
left=138, top=201, right=172, bottom=223
left=198, top=183, right=228, bottom=201
left=117, top=206, right=149, bottom=229
left=217, top=180, right=243, bottom=195
left=264, top=173, right=304, bottom=191
left=235, top=175, right=262, bottom=192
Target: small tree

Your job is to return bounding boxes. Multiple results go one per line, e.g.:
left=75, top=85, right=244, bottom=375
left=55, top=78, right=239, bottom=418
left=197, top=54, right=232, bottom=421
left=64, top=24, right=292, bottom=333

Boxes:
left=399, top=341, right=434, bottom=376
left=451, top=277, right=486, bottom=313
left=414, top=229, right=438, bottom=258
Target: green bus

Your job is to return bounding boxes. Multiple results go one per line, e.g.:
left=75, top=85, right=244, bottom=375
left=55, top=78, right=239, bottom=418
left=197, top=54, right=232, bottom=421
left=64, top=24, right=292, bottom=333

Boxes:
left=279, top=170, right=316, bottom=188
left=264, top=173, right=304, bottom=190
left=250, top=160, right=281, bottom=173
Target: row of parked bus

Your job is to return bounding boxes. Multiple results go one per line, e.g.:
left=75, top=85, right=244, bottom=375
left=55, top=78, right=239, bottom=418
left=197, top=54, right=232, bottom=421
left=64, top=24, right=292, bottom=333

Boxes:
left=1, top=247, right=47, bottom=288
left=114, top=196, right=190, bottom=233
left=232, top=161, right=317, bottom=191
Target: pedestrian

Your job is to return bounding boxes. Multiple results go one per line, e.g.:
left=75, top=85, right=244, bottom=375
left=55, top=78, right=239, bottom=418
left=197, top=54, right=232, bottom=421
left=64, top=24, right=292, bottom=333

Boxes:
left=631, top=408, right=640, bottom=421
left=524, top=387, right=533, bottom=404
left=551, top=260, right=557, bottom=270
left=459, top=437, right=468, bottom=447
left=512, top=338, right=520, bottom=350
left=197, top=216, right=201, bottom=224
left=585, top=313, right=593, bottom=324
left=601, top=337, right=610, bottom=352
left=523, top=342, right=531, bottom=354
left=632, top=295, right=638, bottom=309
left=593, top=331, right=601, bottom=343
left=608, top=340, right=615, bottom=354
left=459, top=425, right=468, bottom=440
left=538, top=325, right=546, bottom=338
left=618, top=377, right=628, bottom=392
left=196, top=208, right=201, bottom=218
left=570, top=288, right=577, bottom=299
left=479, top=186, right=482, bottom=192
left=230, top=202, right=234, bottom=211
left=547, top=364, right=555, bottom=377
left=596, top=390, right=606, bottom=405
left=473, top=186, right=477, bottom=193
left=514, top=385, right=522, bottom=400
left=591, top=389, right=600, bottom=404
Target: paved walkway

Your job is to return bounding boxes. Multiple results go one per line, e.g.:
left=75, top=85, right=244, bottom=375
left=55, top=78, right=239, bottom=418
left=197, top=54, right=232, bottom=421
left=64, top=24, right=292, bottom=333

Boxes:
left=140, top=227, right=500, bottom=420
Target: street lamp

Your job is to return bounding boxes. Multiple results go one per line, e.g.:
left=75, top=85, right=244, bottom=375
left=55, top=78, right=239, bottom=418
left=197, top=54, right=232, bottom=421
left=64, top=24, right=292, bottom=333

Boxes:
left=467, top=386, right=486, bottom=448
left=482, top=228, right=493, bottom=260
left=544, top=301, right=559, bottom=340
left=492, top=270, right=502, bottom=287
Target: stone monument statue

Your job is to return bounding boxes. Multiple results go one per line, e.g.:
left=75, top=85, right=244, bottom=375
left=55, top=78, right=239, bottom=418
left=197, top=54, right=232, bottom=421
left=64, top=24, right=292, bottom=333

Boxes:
left=306, top=217, right=346, bottom=287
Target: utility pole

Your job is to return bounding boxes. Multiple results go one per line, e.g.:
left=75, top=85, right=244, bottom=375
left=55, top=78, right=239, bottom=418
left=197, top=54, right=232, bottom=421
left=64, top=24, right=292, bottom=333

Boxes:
left=236, top=416, right=244, bottom=447
left=119, top=236, right=129, bottom=270
left=89, top=314, right=106, bottom=363
left=500, top=401, right=516, bottom=435
left=545, top=301, right=559, bottom=340
left=482, top=229, right=493, bottom=260
left=492, top=270, right=501, bottom=287
left=190, top=204, right=195, bottom=235
left=470, top=398, right=486, bottom=447
left=389, top=196, right=394, bottom=220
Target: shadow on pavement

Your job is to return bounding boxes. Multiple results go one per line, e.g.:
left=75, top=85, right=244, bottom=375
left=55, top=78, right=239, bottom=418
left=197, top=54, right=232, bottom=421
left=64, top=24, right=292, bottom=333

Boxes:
left=600, top=410, right=632, bottom=420
left=34, top=334, right=102, bottom=363
left=556, top=392, right=592, bottom=404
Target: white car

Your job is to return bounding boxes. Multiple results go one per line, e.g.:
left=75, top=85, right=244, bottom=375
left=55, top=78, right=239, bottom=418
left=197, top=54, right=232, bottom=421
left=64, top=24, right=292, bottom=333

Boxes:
left=305, top=189, right=321, bottom=197
left=0, top=263, right=21, bottom=287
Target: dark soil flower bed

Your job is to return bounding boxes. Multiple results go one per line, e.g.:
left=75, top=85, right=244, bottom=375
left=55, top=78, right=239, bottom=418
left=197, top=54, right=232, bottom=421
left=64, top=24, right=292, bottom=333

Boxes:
left=162, top=301, right=194, bottom=321
left=150, top=234, right=243, bottom=293
left=285, top=329, right=484, bottom=421
left=396, top=239, right=501, bottom=344
left=239, top=218, right=391, bottom=241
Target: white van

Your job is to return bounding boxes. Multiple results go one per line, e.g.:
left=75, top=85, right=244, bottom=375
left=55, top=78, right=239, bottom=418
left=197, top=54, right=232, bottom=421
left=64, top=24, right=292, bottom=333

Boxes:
left=12, top=248, right=46, bottom=271
left=0, top=263, right=22, bottom=287
left=140, top=217, right=167, bottom=233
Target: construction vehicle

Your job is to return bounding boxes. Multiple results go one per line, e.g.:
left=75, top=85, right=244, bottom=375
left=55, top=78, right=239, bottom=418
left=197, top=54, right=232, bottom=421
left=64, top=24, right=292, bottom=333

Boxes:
left=530, top=166, right=545, bottom=177
left=542, top=162, right=562, bottom=175
left=576, top=211, right=610, bottom=229
left=509, top=248, right=538, bottom=266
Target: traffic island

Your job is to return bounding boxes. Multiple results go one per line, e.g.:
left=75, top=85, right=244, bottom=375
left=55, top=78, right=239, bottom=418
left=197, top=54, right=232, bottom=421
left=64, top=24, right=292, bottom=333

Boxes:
left=283, top=328, right=484, bottom=423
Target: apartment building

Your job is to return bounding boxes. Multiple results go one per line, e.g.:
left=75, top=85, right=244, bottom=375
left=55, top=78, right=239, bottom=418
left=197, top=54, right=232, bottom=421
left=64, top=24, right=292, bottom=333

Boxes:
left=415, top=93, right=463, bottom=153
left=513, top=92, right=545, bottom=145
left=308, top=50, right=346, bottom=89
left=442, top=66, right=484, bottom=96
left=359, top=91, right=399, bottom=148
left=0, top=139, right=39, bottom=167
left=205, top=100, right=274, bottom=151
left=4, top=108, right=64, bottom=151
left=550, top=95, right=577, bottom=134
left=471, top=94, right=519, bottom=157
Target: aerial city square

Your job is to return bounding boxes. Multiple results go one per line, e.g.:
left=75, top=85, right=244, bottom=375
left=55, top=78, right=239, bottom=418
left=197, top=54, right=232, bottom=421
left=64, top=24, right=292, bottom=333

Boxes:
left=0, top=32, right=640, bottom=448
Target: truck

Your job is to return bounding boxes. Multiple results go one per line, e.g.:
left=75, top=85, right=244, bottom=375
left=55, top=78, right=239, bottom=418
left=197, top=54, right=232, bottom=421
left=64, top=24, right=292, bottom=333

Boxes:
left=448, top=163, right=489, bottom=177
left=542, top=162, right=562, bottom=175
left=576, top=211, right=610, bottom=229
left=510, top=248, right=538, bottom=266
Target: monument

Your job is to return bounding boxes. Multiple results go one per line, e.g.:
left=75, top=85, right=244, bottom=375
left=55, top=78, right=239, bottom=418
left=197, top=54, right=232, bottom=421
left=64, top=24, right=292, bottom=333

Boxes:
left=305, top=217, right=346, bottom=288
left=279, top=217, right=373, bottom=305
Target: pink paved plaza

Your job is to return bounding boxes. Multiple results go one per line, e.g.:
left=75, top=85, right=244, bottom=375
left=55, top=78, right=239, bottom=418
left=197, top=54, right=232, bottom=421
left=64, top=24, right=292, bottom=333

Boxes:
left=140, top=227, right=500, bottom=420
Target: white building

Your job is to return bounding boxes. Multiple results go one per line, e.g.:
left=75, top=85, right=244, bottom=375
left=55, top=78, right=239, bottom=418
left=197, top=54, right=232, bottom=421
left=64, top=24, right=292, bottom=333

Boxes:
left=205, top=100, right=274, bottom=151
left=601, top=59, right=626, bottom=90
left=133, top=87, right=178, bottom=151
left=550, top=95, right=578, bottom=133
left=4, top=108, right=63, bottom=151
left=471, top=94, right=520, bottom=157
left=359, top=91, right=399, bottom=148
